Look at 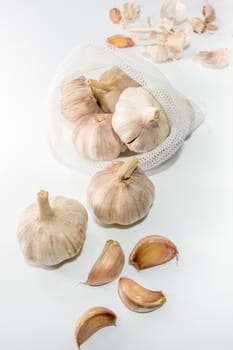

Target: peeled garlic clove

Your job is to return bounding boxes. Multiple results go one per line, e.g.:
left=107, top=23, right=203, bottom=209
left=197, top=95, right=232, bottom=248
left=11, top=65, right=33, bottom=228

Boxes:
left=112, top=87, right=170, bottom=153
left=106, top=34, right=135, bottom=48
left=85, top=240, right=125, bottom=286
left=87, top=157, right=155, bottom=225
left=109, top=8, right=122, bottom=24
left=202, top=0, right=216, bottom=23
left=118, top=278, right=166, bottom=313
left=17, top=190, right=88, bottom=266
left=129, top=235, right=178, bottom=270
left=161, top=0, right=188, bottom=24
left=73, top=113, right=123, bottom=161
left=75, top=307, right=116, bottom=348
left=60, top=76, right=99, bottom=122
left=189, top=17, right=206, bottom=34
left=195, top=49, right=231, bottom=69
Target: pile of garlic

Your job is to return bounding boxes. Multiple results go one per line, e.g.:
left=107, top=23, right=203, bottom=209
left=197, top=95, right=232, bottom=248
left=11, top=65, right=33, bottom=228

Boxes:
left=60, top=66, right=170, bottom=161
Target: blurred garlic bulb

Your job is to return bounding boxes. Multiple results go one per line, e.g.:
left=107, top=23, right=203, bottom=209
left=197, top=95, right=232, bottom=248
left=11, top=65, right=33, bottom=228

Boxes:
left=73, top=113, right=124, bottom=161
left=160, top=0, right=188, bottom=24
left=17, top=190, right=88, bottom=266
left=60, top=76, right=99, bottom=122
left=202, top=0, right=216, bottom=23
left=87, top=157, right=155, bottom=225
left=112, top=87, right=170, bottom=153
left=194, top=49, right=231, bottom=69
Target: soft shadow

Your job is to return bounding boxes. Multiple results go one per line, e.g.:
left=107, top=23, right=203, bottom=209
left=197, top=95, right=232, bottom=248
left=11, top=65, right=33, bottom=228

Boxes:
left=93, top=212, right=150, bottom=231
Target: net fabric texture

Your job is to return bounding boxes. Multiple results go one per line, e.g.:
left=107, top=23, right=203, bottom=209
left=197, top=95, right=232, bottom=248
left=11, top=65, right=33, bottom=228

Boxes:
left=49, top=45, right=204, bottom=174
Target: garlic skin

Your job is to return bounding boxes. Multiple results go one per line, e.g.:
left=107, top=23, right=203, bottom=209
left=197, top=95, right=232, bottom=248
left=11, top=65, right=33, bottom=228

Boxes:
left=129, top=235, right=178, bottom=270
left=17, top=190, right=88, bottom=266
left=118, top=278, right=166, bottom=313
left=160, top=0, right=188, bottom=24
left=99, top=66, right=140, bottom=91
left=87, top=157, right=155, bottom=225
left=195, top=49, right=231, bottom=69
left=112, top=87, right=170, bottom=153
left=75, top=307, right=117, bottom=348
left=60, top=76, right=99, bottom=122
left=85, top=240, right=125, bottom=286
left=73, top=113, right=124, bottom=161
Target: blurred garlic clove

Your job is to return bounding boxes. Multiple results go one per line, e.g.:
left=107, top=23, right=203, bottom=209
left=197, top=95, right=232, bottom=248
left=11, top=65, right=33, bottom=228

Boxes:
left=194, top=48, right=231, bottom=69
left=106, top=34, right=135, bottom=48
left=166, top=30, right=185, bottom=59
left=161, top=0, right=188, bottom=24
left=202, top=0, right=216, bottom=23
left=109, top=8, right=122, bottom=24
left=206, top=23, right=218, bottom=32
left=85, top=240, right=125, bottom=286
left=75, top=307, right=117, bottom=348
left=112, top=87, right=170, bottom=153
left=73, top=113, right=123, bottom=161
left=189, top=17, right=206, bottom=34
left=176, top=22, right=193, bottom=47
left=129, top=235, right=178, bottom=270
left=17, top=190, right=88, bottom=266
left=87, top=157, right=155, bottom=225
left=60, top=76, right=99, bottom=122
left=118, top=278, right=166, bottom=312
left=146, top=41, right=171, bottom=62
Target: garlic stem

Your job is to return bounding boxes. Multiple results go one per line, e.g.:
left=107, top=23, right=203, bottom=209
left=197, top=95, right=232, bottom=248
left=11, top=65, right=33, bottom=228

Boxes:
left=95, top=114, right=107, bottom=122
left=117, top=157, right=139, bottom=180
left=143, top=106, right=161, bottom=124
left=37, top=190, right=54, bottom=221
left=127, top=26, right=163, bottom=33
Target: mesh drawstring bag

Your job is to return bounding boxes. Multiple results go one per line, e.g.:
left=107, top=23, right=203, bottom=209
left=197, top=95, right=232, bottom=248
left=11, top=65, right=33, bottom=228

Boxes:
left=49, top=45, right=204, bottom=174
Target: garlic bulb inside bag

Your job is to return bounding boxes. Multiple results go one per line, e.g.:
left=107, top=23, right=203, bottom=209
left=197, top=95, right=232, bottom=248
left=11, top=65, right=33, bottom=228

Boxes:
left=73, top=113, right=124, bottom=161
left=112, top=87, right=170, bottom=153
left=60, top=75, right=100, bottom=122
left=17, top=190, right=88, bottom=266
left=87, top=157, right=155, bottom=225
left=87, top=66, right=140, bottom=113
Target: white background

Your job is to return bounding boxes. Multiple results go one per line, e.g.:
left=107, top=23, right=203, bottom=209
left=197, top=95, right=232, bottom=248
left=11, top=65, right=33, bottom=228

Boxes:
left=1, top=1, right=233, bottom=349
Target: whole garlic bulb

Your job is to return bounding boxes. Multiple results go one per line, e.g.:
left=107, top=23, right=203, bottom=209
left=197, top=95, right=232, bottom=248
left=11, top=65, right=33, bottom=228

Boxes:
left=60, top=76, right=99, bottom=122
left=87, top=157, right=155, bottom=225
left=112, top=87, right=170, bottom=153
left=17, top=190, right=88, bottom=266
left=73, top=113, right=124, bottom=161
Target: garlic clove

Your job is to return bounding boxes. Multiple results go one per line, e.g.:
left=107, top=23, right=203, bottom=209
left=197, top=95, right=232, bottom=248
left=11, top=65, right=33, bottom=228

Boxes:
left=106, top=34, right=135, bottom=48
left=17, top=190, right=88, bottom=266
left=109, top=8, right=122, bottom=24
left=98, top=66, right=140, bottom=91
left=202, top=0, right=216, bottom=23
left=118, top=277, right=166, bottom=313
left=194, top=48, right=231, bottom=69
left=112, top=87, right=170, bottom=153
left=60, top=76, right=99, bottom=122
left=73, top=113, right=123, bottom=161
left=75, top=307, right=117, bottom=348
left=206, top=23, right=218, bottom=32
left=87, top=157, right=155, bottom=225
left=146, top=42, right=171, bottom=63
left=160, top=0, right=188, bottom=24
left=85, top=240, right=125, bottom=286
left=166, top=30, right=185, bottom=59
left=189, top=17, right=206, bottom=34
left=93, top=88, right=122, bottom=113
left=129, top=235, right=178, bottom=270
left=176, top=22, right=193, bottom=47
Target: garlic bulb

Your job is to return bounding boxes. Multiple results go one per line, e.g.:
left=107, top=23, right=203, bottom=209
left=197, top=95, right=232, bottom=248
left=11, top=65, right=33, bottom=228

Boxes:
left=87, top=67, right=139, bottom=113
left=112, top=87, right=170, bottom=153
left=160, top=0, right=188, bottom=24
left=75, top=307, right=117, bottom=348
left=60, top=76, right=99, bottom=122
left=194, top=49, right=231, bottom=69
left=73, top=113, right=124, bottom=161
left=17, top=190, right=88, bottom=266
left=87, top=157, right=155, bottom=225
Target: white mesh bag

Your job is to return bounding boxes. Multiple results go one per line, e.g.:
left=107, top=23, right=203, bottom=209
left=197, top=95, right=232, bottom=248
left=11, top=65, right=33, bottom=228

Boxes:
left=49, top=45, right=204, bottom=174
